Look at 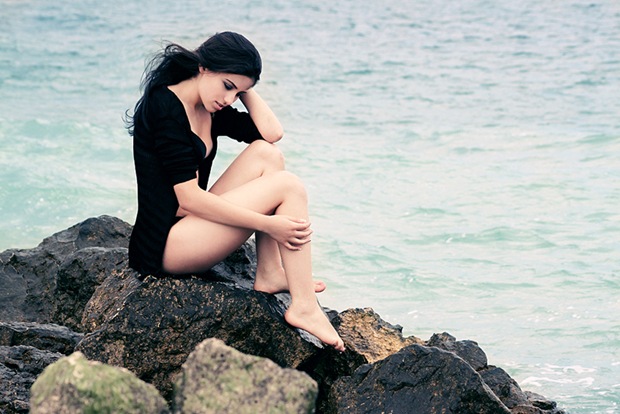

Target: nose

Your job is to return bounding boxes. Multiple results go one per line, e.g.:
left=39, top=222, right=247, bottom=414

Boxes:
left=224, top=92, right=238, bottom=106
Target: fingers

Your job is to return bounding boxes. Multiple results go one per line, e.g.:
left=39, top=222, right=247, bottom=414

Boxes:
left=285, top=219, right=312, bottom=250
left=266, top=215, right=314, bottom=251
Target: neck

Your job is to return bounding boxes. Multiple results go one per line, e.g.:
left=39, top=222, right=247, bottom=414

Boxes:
left=169, top=76, right=203, bottom=110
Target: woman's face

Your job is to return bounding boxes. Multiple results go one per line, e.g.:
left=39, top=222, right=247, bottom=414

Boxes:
left=198, top=68, right=254, bottom=113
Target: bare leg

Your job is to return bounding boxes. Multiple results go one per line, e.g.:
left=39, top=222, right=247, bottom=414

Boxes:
left=268, top=177, right=344, bottom=351
left=163, top=170, right=343, bottom=351
left=209, top=141, right=325, bottom=294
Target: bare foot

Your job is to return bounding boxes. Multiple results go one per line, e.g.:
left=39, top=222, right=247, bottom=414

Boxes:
left=284, top=301, right=345, bottom=352
left=254, top=268, right=326, bottom=294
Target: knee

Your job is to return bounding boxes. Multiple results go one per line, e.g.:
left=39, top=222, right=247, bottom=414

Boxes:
left=275, top=170, right=307, bottom=199
left=249, top=140, right=285, bottom=170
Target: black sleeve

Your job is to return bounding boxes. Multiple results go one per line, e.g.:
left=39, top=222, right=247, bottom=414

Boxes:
left=153, top=117, right=200, bottom=185
left=212, top=106, right=264, bottom=143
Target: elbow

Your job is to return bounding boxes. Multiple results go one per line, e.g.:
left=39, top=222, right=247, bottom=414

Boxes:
left=173, top=180, right=203, bottom=213
left=264, top=127, right=284, bottom=143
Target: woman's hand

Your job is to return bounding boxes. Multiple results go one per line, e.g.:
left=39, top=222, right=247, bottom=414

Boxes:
left=262, top=215, right=312, bottom=250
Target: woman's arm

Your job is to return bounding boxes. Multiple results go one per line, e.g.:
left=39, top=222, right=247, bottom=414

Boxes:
left=174, top=179, right=311, bottom=250
left=240, top=89, right=284, bottom=143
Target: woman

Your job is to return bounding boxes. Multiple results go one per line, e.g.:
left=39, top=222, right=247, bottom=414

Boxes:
left=127, top=32, right=344, bottom=351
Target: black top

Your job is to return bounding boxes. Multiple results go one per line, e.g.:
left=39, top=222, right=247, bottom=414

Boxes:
left=129, top=86, right=263, bottom=276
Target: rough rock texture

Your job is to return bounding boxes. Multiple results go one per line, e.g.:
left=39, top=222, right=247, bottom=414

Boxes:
left=427, top=331, right=488, bottom=371
left=0, top=322, right=83, bottom=355
left=29, top=352, right=169, bottom=414
left=174, top=338, right=318, bottom=414
left=0, top=216, right=567, bottom=414
left=52, top=247, right=129, bottom=331
left=79, top=266, right=143, bottom=333
left=327, top=344, right=511, bottom=414
left=76, top=274, right=321, bottom=401
left=0, top=215, right=131, bottom=324
left=0, top=346, right=63, bottom=414
left=480, top=366, right=563, bottom=414
left=306, top=308, right=425, bottom=412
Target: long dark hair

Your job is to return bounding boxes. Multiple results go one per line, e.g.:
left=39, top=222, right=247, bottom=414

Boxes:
left=126, top=31, right=262, bottom=134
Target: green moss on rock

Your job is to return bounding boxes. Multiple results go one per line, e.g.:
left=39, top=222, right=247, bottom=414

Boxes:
left=174, top=338, right=318, bottom=414
left=30, top=351, right=169, bottom=414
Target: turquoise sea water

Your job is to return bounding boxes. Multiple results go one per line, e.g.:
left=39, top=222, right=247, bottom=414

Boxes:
left=1, top=0, right=619, bottom=412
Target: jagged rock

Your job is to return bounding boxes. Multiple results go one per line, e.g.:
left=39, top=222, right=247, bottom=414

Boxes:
left=52, top=247, right=129, bottom=331
left=304, top=308, right=424, bottom=413
left=77, top=274, right=322, bottom=401
left=524, top=391, right=566, bottom=414
left=0, top=215, right=131, bottom=324
left=0, top=345, right=63, bottom=414
left=174, top=338, right=318, bottom=413
left=29, top=352, right=169, bottom=414
left=427, top=331, right=488, bottom=371
left=327, top=344, right=511, bottom=414
left=79, top=266, right=143, bottom=333
left=335, top=308, right=423, bottom=364
left=480, top=365, right=531, bottom=410
left=0, top=322, right=83, bottom=355
left=0, top=216, right=567, bottom=414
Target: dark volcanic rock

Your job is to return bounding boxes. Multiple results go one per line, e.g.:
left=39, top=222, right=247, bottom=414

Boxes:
left=77, top=274, right=322, bottom=401
left=52, top=247, right=129, bottom=331
left=304, top=308, right=424, bottom=413
left=327, top=344, right=511, bottom=414
left=0, top=216, right=567, bottom=414
left=427, top=331, right=488, bottom=371
left=0, top=215, right=131, bottom=324
left=80, top=266, right=143, bottom=333
left=480, top=366, right=566, bottom=414
left=0, top=322, right=83, bottom=355
left=0, top=345, right=63, bottom=414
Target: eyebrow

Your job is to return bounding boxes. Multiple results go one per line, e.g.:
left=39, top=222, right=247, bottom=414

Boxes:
left=225, top=79, right=238, bottom=89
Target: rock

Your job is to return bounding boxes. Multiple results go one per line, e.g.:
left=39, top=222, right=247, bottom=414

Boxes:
left=427, top=331, right=488, bottom=371
left=0, top=215, right=131, bottom=324
left=79, top=266, right=143, bottom=333
left=0, top=322, right=83, bottom=355
left=304, top=308, right=423, bottom=413
left=0, top=345, right=63, bottom=414
left=327, top=344, right=511, bottom=414
left=173, top=338, right=318, bottom=414
left=335, top=308, right=423, bottom=364
left=51, top=247, right=129, bottom=331
left=0, top=216, right=567, bottom=414
left=480, top=365, right=531, bottom=410
left=77, top=274, right=322, bottom=401
left=29, top=351, right=169, bottom=414
left=525, top=391, right=566, bottom=414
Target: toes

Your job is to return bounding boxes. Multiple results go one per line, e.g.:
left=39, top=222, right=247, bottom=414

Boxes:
left=314, top=281, right=327, bottom=293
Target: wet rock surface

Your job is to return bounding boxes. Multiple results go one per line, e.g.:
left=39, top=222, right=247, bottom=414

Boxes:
left=0, top=216, right=566, bottom=413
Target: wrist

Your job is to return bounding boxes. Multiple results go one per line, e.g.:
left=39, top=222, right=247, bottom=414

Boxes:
left=255, top=213, right=270, bottom=233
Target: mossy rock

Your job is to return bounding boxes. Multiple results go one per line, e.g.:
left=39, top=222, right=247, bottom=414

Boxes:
left=174, top=338, right=318, bottom=414
left=30, top=351, right=169, bottom=414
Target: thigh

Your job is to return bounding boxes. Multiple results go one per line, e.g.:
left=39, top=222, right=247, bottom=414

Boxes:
left=209, top=140, right=284, bottom=196
left=162, top=215, right=253, bottom=274
left=163, top=171, right=302, bottom=274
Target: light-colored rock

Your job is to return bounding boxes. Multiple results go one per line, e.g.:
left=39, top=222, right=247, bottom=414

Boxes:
left=174, top=338, right=318, bottom=414
left=30, top=351, right=169, bottom=414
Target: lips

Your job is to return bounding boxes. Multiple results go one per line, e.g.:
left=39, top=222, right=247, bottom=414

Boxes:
left=215, top=101, right=225, bottom=110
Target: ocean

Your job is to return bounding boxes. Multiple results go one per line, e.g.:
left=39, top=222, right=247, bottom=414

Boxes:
left=1, top=0, right=619, bottom=412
